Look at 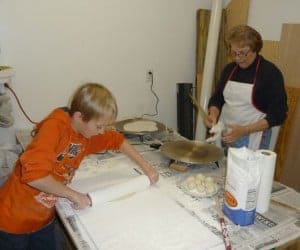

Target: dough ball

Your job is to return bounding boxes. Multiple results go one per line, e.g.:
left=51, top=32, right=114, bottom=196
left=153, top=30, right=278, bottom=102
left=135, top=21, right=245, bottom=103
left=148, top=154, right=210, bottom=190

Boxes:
left=205, top=183, right=216, bottom=194
left=195, top=178, right=203, bottom=186
left=196, top=183, right=205, bottom=193
left=186, top=176, right=195, bottom=182
left=195, top=173, right=205, bottom=182
left=186, top=180, right=196, bottom=190
left=205, top=176, right=214, bottom=184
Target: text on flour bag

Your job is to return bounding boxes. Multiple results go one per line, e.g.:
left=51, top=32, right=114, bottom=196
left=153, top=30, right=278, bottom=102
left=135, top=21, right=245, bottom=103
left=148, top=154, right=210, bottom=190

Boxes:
left=223, top=147, right=261, bottom=226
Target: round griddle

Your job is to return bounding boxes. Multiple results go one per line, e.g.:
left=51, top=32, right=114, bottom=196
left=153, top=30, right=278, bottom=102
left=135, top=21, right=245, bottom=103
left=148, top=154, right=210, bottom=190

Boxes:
left=160, top=140, right=224, bottom=164
left=115, top=118, right=166, bottom=135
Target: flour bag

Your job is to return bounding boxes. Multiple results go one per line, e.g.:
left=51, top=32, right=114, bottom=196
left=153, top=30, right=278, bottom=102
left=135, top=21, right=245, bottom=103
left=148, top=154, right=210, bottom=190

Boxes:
left=223, top=147, right=261, bottom=226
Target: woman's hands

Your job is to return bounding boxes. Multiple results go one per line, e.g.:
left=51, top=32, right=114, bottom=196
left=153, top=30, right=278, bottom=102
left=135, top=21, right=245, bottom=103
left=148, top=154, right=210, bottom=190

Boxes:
left=205, top=106, right=220, bottom=128
left=222, top=124, right=248, bottom=144
left=222, top=119, right=269, bottom=144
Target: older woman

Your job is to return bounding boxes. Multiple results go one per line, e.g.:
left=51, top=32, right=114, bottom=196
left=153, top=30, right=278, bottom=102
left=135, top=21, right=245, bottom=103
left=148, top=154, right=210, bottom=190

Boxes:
left=205, top=25, right=288, bottom=150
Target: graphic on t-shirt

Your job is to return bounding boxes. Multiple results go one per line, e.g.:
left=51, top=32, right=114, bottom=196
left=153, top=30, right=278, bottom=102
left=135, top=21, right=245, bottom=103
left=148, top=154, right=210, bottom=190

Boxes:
left=68, top=143, right=81, bottom=158
left=56, top=143, right=82, bottom=162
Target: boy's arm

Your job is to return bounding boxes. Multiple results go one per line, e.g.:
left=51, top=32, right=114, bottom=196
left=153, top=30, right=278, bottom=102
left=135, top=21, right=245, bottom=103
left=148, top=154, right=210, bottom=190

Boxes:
left=28, top=176, right=91, bottom=209
left=119, top=140, right=159, bottom=184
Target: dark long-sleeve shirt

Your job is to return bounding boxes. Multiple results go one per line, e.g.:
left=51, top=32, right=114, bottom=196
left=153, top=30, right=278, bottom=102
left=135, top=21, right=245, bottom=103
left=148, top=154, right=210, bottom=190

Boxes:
left=208, top=55, right=288, bottom=127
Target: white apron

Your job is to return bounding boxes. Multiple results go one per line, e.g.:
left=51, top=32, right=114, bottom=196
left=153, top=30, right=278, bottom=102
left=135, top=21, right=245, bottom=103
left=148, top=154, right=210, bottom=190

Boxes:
left=220, top=58, right=266, bottom=150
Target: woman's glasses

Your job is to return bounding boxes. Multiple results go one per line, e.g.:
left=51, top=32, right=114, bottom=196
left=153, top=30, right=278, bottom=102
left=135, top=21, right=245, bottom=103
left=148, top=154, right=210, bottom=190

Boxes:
left=230, top=48, right=251, bottom=58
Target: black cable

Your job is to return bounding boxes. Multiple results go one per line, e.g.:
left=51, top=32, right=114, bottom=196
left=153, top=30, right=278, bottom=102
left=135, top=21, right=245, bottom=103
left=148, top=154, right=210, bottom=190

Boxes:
left=142, top=71, right=159, bottom=118
left=4, top=83, right=38, bottom=125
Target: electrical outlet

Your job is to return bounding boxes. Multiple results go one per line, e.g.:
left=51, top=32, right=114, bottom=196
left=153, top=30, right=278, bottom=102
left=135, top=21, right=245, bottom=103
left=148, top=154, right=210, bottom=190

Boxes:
left=146, top=69, right=153, bottom=82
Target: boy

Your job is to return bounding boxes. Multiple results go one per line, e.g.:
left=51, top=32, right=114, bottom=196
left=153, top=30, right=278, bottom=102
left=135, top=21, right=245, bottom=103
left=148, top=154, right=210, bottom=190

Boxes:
left=0, top=83, right=159, bottom=249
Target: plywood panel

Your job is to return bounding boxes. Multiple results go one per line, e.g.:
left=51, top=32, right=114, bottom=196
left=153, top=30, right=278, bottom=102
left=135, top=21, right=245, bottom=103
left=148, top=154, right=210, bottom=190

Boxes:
left=214, top=12, right=227, bottom=90
left=261, top=40, right=279, bottom=67
left=278, top=24, right=300, bottom=88
left=196, top=9, right=210, bottom=78
left=274, top=23, right=300, bottom=192
left=224, top=0, right=249, bottom=64
left=274, top=86, right=300, bottom=192
left=276, top=238, right=300, bottom=250
left=280, top=98, right=300, bottom=192
left=225, top=0, right=249, bottom=31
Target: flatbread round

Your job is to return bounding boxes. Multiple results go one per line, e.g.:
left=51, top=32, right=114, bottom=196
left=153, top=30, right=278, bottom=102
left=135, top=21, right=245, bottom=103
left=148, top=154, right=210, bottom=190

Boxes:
left=123, top=120, right=158, bottom=132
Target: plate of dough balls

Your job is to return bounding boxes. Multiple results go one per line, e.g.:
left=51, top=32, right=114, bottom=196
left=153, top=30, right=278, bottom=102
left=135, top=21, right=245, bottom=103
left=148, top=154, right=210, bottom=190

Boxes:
left=179, top=173, right=220, bottom=198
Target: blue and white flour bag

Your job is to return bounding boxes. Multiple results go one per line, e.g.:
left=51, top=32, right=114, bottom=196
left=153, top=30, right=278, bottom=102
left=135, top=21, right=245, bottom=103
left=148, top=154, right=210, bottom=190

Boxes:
left=223, top=147, right=261, bottom=226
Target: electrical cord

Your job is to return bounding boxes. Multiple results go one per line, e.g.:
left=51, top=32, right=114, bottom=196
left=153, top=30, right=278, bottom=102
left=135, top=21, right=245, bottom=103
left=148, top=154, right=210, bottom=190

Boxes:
left=141, top=71, right=159, bottom=118
left=4, top=83, right=38, bottom=125
left=4, top=75, right=159, bottom=125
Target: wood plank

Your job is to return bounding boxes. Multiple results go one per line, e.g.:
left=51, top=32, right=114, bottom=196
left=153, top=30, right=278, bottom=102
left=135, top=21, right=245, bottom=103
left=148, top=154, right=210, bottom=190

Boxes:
left=261, top=40, right=279, bottom=67
left=274, top=23, right=300, bottom=192
left=274, top=86, right=300, bottom=192
left=275, top=238, right=300, bottom=250
left=278, top=91, right=300, bottom=192
left=225, top=0, right=249, bottom=31
left=196, top=9, right=210, bottom=77
left=214, top=11, right=227, bottom=90
left=278, top=23, right=300, bottom=88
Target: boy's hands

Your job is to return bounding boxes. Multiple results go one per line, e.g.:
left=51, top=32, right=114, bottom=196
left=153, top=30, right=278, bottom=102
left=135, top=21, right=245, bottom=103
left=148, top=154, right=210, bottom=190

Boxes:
left=138, top=163, right=159, bottom=185
left=120, top=140, right=159, bottom=185
left=69, top=191, right=92, bottom=210
left=145, top=167, right=159, bottom=185
left=28, top=175, right=92, bottom=210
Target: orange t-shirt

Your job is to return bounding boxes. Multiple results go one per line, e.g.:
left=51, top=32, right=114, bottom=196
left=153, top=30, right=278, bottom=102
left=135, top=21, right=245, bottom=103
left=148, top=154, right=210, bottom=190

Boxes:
left=0, top=108, right=124, bottom=234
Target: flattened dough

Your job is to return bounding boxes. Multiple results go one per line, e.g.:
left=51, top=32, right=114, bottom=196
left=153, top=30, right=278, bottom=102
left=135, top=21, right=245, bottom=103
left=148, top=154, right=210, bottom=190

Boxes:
left=123, top=120, right=158, bottom=132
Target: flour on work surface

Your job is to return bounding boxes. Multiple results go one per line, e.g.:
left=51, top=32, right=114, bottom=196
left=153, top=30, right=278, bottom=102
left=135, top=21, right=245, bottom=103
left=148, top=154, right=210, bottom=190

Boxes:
left=123, top=120, right=158, bottom=132
left=76, top=187, right=222, bottom=250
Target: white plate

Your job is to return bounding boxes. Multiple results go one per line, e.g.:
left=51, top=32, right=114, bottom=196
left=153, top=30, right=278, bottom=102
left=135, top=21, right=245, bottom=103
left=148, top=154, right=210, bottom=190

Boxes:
left=178, top=179, right=220, bottom=198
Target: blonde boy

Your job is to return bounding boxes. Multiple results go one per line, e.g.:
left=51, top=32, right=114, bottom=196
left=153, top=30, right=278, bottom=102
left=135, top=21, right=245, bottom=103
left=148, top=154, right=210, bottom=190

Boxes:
left=0, top=83, right=158, bottom=249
